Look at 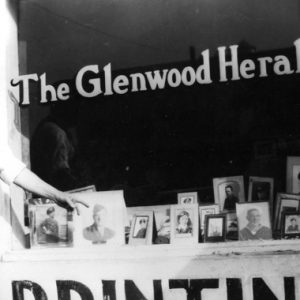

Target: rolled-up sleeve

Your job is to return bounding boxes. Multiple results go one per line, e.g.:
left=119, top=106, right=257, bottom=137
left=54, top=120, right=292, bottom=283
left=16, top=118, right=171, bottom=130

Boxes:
left=0, top=146, right=26, bottom=185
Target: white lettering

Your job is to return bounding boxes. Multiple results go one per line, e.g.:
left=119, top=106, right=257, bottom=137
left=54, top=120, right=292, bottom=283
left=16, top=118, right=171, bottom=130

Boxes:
left=145, top=70, right=168, bottom=90
left=218, top=45, right=240, bottom=82
left=273, top=55, right=294, bottom=75
left=240, top=59, right=255, bottom=79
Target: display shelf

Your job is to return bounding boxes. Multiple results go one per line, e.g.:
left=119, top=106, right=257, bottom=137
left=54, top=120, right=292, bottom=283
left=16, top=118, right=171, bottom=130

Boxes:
left=3, top=239, right=300, bottom=263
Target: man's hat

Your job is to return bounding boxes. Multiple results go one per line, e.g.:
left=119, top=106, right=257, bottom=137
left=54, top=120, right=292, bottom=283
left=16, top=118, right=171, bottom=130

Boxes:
left=93, top=204, right=105, bottom=215
left=46, top=206, right=55, bottom=215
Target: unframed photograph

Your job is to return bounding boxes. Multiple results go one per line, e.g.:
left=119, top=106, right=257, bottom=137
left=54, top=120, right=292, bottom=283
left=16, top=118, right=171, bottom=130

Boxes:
left=73, top=191, right=126, bottom=247
left=236, top=202, right=272, bottom=241
left=213, top=176, right=245, bottom=211
left=170, top=204, right=199, bottom=245
left=177, top=192, right=198, bottom=205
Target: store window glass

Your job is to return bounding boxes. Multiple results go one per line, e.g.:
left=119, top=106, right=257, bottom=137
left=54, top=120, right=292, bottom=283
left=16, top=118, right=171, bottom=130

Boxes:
left=18, top=0, right=300, bottom=207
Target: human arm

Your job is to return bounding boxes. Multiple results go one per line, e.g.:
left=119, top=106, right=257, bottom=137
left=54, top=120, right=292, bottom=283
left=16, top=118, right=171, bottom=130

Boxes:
left=13, top=168, right=88, bottom=214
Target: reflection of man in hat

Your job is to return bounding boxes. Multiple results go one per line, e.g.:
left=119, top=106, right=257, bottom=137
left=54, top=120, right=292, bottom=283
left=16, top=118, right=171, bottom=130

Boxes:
left=40, top=206, right=59, bottom=243
left=83, top=204, right=115, bottom=244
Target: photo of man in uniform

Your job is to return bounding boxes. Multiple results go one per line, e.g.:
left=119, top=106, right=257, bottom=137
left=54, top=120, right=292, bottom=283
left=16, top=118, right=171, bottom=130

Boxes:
left=83, top=204, right=115, bottom=244
left=39, top=206, right=59, bottom=243
left=286, top=217, right=300, bottom=233
left=223, top=185, right=239, bottom=210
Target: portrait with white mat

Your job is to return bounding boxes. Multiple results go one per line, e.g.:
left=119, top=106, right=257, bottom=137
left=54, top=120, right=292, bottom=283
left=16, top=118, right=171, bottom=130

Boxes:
left=73, top=190, right=126, bottom=247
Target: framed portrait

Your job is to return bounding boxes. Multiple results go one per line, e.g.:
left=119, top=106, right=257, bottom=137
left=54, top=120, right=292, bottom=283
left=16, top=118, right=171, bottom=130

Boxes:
left=177, top=192, right=198, bottom=205
left=286, top=157, right=300, bottom=194
left=213, top=176, right=245, bottom=211
left=127, top=205, right=170, bottom=244
left=170, top=204, right=199, bottom=245
left=236, top=202, right=272, bottom=241
left=67, top=185, right=96, bottom=193
left=226, top=212, right=238, bottom=240
left=73, top=191, right=126, bottom=247
left=204, top=214, right=226, bottom=243
left=281, top=212, right=300, bottom=239
left=248, top=177, right=274, bottom=202
left=199, top=204, right=220, bottom=236
left=128, top=211, right=153, bottom=245
left=274, top=193, right=300, bottom=230
left=29, top=204, right=73, bottom=248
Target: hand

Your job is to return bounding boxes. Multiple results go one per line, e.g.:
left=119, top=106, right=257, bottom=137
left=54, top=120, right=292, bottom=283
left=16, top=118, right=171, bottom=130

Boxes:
left=55, top=192, right=89, bottom=215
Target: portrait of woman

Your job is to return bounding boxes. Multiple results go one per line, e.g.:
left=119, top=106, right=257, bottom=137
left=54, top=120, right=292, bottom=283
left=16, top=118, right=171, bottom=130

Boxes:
left=175, top=210, right=193, bottom=235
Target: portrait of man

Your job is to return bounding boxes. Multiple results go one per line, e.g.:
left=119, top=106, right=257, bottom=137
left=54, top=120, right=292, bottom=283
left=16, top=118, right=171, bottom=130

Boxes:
left=133, top=217, right=148, bottom=238
left=83, top=204, right=115, bottom=244
left=223, top=185, right=239, bottom=210
left=286, top=217, right=300, bottom=233
left=252, top=182, right=271, bottom=202
left=39, top=206, right=59, bottom=243
left=239, top=207, right=272, bottom=241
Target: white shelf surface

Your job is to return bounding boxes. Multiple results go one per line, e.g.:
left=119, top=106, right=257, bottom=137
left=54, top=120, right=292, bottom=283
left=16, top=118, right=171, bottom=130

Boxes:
left=3, top=239, right=300, bottom=263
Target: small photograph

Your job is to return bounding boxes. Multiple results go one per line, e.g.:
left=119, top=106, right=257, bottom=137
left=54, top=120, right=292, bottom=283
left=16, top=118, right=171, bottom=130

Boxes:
left=29, top=204, right=72, bottom=247
left=199, top=204, right=220, bottom=236
left=204, top=214, right=226, bottom=242
left=74, top=191, right=126, bottom=247
left=127, top=205, right=170, bottom=244
left=282, top=213, right=300, bottom=238
left=177, top=192, right=198, bottom=205
left=213, top=176, right=245, bottom=211
left=170, top=204, right=199, bottom=245
left=129, top=211, right=153, bottom=245
left=248, top=177, right=274, bottom=203
left=226, top=212, right=238, bottom=240
left=236, top=202, right=272, bottom=241
left=274, top=193, right=300, bottom=230
left=286, top=157, right=300, bottom=194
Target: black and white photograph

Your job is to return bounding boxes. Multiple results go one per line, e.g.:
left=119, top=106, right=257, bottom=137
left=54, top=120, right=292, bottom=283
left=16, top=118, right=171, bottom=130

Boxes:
left=286, top=157, right=300, bottom=194
left=248, top=177, right=274, bottom=203
left=213, top=176, right=245, bottom=211
left=177, top=192, right=198, bottom=205
left=2, top=0, right=300, bottom=299
left=128, top=211, right=153, bottom=245
left=73, top=191, right=126, bottom=247
left=199, top=204, right=220, bottom=236
left=274, top=193, right=300, bottom=230
left=29, top=204, right=72, bottom=247
left=204, top=214, right=226, bottom=242
left=282, top=213, right=300, bottom=239
left=170, top=204, right=199, bottom=244
left=236, top=202, right=272, bottom=241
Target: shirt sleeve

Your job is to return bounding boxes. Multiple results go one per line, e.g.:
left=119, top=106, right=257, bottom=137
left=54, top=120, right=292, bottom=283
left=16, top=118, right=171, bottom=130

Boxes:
left=0, top=146, right=26, bottom=185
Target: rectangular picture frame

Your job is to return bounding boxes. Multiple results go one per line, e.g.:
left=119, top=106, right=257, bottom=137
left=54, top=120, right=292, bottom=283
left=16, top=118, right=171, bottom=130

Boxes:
left=199, top=204, right=220, bottom=237
left=204, top=214, right=226, bottom=243
left=213, top=175, right=245, bottom=211
left=29, top=203, right=73, bottom=248
left=236, top=202, right=272, bottom=241
left=128, top=211, right=154, bottom=245
left=177, top=192, right=198, bottom=205
left=170, top=204, right=199, bottom=245
left=286, top=156, right=300, bottom=194
left=226, top=212, right=238, bottom=240
left=274, top=193, right=300, bottom=230
left=281, top=212, right=300, bottom=239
